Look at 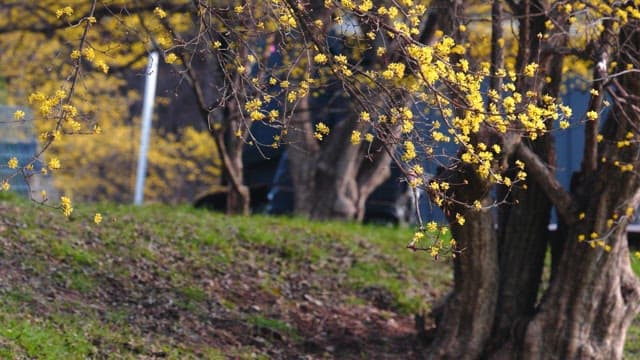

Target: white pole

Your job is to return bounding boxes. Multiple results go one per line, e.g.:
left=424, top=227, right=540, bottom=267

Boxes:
left=134, top=51, right=159, bottom=205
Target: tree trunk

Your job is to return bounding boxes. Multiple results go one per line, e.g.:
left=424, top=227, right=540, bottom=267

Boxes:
left=523, top=42, right=640, bottom=356
left=486, top=181, right=550, bottom=358
left=213, top=98, right=250, bottom=215
left=286, top=96, right=319, bottom=215
left=287, top=95, right=392, bottom=221
left=524, top=226, right=640, bottom=359
left=428, top=195, right=499, bottom=359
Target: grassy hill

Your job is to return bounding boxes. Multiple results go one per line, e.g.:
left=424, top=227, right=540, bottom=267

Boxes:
left=0, top=193, right=639, bottom=359
left=0, top=194, right=451, bottom=359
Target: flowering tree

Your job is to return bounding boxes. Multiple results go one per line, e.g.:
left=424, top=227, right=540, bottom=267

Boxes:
left=0, top=1, right=221, bottom=205
left=3, top=0, right=640, bottom=358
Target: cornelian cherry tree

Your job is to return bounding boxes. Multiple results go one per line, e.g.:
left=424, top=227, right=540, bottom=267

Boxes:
left=209, top=1, right=640, bottom=357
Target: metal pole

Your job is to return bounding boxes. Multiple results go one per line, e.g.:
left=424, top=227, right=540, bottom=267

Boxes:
left=134, top=51, right=159, bottom=205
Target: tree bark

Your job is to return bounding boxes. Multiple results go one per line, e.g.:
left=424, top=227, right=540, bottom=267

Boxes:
left=523, top=26, right=640, bottom=356
left=287, top=90, right=393, bottom=221
left=524, top=227, right=640, bottom=359
left=428, top=194, right=498, bottom=359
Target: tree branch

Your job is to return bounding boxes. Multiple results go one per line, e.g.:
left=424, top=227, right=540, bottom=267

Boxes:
left=516, top=143, right=576, bottom=224
left=583, top=19, right=615, bottom=175
left=0, top=2, right=192, bottom=34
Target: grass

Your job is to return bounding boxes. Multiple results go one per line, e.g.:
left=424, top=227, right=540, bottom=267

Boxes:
left=0, top=193, right=449, bottom=358
left=247, top=314, right=301, bottom=342
left=1, top=192, right=640, bottom=358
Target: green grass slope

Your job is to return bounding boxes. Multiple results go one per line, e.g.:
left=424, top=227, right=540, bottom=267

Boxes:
left=0, top=194, right=451, bottom=359
left=1, top=193, right=639, bottom=358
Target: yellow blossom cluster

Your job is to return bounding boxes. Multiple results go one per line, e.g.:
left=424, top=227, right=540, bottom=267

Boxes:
left=245, top=98, right=265, bottom=121
left=7, top=157, right=18, bottom=169
left=56, top=6, right=74, bottom=19
left=314, top=122, right=330, bottom=140
left=577, top=231, right=612, bottom=252
left=350, top=130, right=362, bottom=145
left=60, top=196, right=73, bottom=217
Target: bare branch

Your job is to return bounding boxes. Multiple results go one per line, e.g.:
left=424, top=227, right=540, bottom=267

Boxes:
left=516, top=143, right=576, bottom=224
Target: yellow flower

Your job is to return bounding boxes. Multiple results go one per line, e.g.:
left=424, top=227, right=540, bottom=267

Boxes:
left=626, top=207, right=634, bottom=217
left=245, top=99, right=262, bottom=112
left=517, top=171, right=527, bottom=181
left=313, top=53, right=328, bottom=64
left=1, top=181, right=9, bottom=191
left=456, top=213, right=466, bottom=226
left=48, top=157, right=61, bottom=170
left=430, top=246, right=439, bottom=258
left=249, top=110, right=265, bottom=121
left=95, top=60, right=109, bottom=74
left=314, top=122, right=330, bottom=140
left=586, top=111, right=598, bottom=121
left=56, top=6, right=74, bottom=19
left=402, top=141, right=416, bottom=161
left=94, top=213, right=103, bottom=224
left=7, top=157, right=18, bottom=169
left=350, top=130, right=361, bottom=145
left=82, top=47, right=95, bottom=61
left=165, top=53, right=178, bottom=64
left=153, top=7, right=167, bottom=19
left=60, top=196, right=73, bottom=217
left=13, top=110, right=25, bottom=121
left=402, top=120, right=414, bottom=134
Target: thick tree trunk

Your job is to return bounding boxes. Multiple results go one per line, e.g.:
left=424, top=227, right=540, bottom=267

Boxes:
left=524, top=226, right=640, bottom=359
left=523, top=49, right=640, bottom=356
left=308, top=116, right=363, bottom=220
left=287, top=96, right=392, bottom=221
left=428, top=195, right=498, bottom=359
left=287, top=96, right=319, bottom=215
left=487, top=181, right=551, bottom=358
